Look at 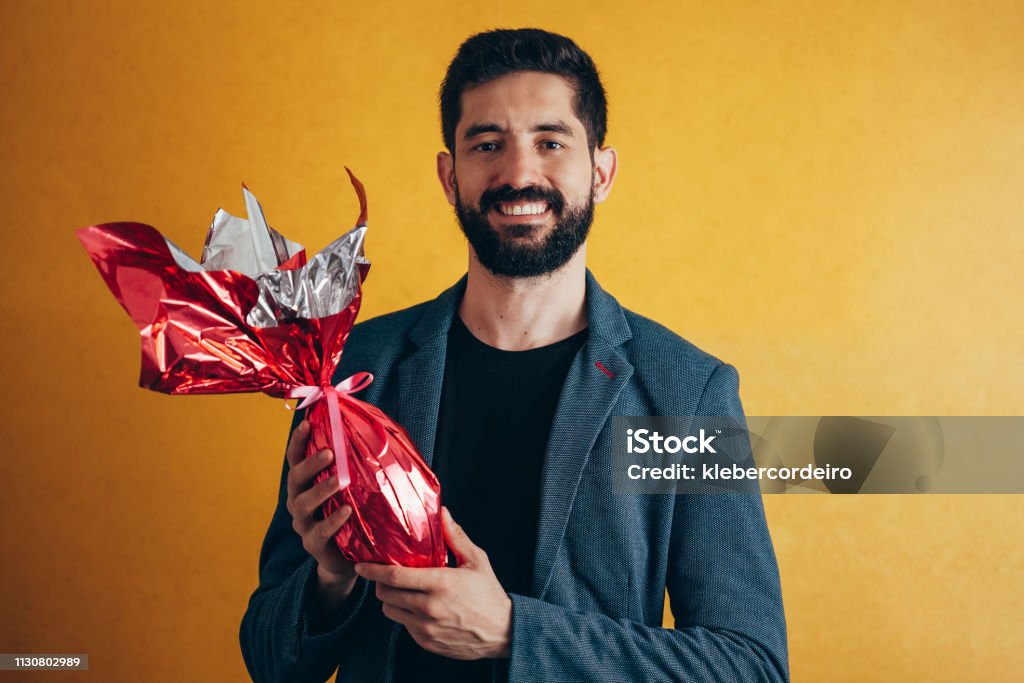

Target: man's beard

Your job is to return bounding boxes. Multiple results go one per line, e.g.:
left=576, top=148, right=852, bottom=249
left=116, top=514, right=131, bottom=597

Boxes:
left=454, top=180, right=594, bottom=278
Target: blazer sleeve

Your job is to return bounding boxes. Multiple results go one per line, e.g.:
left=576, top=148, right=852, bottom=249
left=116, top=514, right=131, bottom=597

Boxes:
left=239, top=410, right=371, bottom=683
left=505, top=363, right=789, bottom=682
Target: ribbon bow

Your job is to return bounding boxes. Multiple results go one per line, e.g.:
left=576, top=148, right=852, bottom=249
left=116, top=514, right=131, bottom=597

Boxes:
left=286, top=372, right=376, bottom=491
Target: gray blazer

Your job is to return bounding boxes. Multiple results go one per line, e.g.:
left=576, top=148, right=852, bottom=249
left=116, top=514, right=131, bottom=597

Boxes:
left=240, top=271, right=789, bottom=682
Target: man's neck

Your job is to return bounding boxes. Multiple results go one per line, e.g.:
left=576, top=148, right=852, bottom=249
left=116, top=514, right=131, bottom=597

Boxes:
left=458, top=249, right=587, bottom=351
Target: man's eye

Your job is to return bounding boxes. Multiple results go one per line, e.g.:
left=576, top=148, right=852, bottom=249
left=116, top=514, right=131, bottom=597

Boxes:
left=475, top=142, right=499, bottom=152
left=542, top=141, right=564, bottom=150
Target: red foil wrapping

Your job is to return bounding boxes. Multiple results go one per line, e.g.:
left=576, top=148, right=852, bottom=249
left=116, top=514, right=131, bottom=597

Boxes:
left=76, top=172, right=445, bottom=568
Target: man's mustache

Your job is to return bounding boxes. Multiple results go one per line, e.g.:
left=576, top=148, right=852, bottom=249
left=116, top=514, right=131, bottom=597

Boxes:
left=479, top=185, right=566, bottom=215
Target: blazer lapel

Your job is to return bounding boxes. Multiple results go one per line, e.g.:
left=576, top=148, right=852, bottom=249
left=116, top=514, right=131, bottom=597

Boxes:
left=395, top=277, right=465, bottom=467
left=531, top=271, right=634, bottom=598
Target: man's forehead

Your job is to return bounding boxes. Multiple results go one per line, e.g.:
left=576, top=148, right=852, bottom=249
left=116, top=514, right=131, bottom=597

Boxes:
left=457, top=71, right=584, bottom=135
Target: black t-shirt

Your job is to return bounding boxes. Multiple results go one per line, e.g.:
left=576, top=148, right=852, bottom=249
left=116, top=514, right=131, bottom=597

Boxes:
left=393, top=315, right=588, bottom=683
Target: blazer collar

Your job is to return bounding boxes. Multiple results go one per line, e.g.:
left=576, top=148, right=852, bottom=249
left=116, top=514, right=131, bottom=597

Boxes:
left=408, top=275, right=466, bottom=348
left=407, top=269, right=632, bottom=349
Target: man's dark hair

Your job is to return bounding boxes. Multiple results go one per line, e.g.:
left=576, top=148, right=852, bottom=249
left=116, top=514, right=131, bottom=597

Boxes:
left=439, top=28, right=608, bottom=155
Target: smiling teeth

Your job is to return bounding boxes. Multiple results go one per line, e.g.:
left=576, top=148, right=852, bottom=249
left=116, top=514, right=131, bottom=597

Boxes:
left=499, top=203, right=547, bottom=216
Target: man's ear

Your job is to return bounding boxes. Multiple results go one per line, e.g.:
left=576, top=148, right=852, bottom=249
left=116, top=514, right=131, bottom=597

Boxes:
left=437, top=151, right=457, bottom=206
left=592, top=146, right=618, bottom=204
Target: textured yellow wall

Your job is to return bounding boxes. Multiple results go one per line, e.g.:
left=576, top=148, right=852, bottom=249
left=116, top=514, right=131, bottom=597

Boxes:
left=1, top=1, right=1021, bottom=680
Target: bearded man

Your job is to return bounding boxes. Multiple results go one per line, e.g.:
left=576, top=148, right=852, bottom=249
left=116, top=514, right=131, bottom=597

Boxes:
left=241, top=28, right=789, bottom=683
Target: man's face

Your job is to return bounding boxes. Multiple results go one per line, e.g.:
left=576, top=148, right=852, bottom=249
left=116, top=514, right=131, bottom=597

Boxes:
left=437, top=71, right=616, bottom=278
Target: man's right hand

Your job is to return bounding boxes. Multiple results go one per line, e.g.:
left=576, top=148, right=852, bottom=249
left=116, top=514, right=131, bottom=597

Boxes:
left=285, top=420, right=358, bottom=611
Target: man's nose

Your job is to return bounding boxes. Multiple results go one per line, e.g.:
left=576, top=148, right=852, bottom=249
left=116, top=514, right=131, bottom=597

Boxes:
left=494, top=143, right=542, bottom=188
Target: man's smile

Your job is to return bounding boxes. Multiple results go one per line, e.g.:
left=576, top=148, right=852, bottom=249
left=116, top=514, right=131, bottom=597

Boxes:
left=496, top=201, right=549, bottom=216
left=491, top=201, right=552, bottom=223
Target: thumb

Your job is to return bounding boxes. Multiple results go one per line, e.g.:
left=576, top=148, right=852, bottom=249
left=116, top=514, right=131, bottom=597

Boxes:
left=442, top=507, right=482, bottom=568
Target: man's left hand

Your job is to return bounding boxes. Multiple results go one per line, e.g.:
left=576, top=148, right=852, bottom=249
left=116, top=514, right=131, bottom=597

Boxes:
left=354, top=507, right=512, bottom=660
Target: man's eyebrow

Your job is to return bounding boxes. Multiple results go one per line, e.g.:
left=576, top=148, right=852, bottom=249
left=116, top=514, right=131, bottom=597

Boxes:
left=462, top=121, right=576, bottom=140
left=463, top=123, right=504, bottom=139
left=533, top=121, right=575, bottom=136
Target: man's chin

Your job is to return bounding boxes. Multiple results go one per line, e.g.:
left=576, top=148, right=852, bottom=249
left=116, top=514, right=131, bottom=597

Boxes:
left=486, top=216, right=554, bottom=240
left=471, top=231, right=583, bottom=279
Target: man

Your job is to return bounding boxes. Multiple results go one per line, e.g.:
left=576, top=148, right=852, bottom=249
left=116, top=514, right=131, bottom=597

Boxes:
left=240, top=28, right=788, bottom=683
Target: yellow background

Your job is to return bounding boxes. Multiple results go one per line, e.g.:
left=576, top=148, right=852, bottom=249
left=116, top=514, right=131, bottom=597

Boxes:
left=1, top=0, right=1022, bottom=680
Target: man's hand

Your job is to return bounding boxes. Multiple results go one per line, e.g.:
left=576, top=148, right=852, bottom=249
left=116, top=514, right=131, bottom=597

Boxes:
left=285, top=420, right=357, bottom=615
left=355, top=508, right=513, bottom=660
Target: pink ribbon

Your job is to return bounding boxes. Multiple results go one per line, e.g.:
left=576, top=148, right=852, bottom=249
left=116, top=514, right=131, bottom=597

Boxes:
left=286, top=372, right=376, bottom=491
